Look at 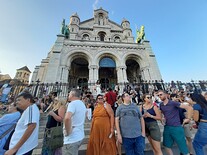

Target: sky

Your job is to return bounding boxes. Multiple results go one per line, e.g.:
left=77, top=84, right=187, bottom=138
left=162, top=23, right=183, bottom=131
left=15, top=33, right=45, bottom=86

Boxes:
left=0, top=0, right=207, bottom=83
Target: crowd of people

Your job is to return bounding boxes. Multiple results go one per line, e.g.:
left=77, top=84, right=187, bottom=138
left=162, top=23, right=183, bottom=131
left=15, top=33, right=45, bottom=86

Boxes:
left=0, top=79, right=207, bottom=155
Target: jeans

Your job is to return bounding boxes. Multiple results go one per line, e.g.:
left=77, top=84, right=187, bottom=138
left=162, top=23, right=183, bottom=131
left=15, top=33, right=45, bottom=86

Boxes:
left=193, top=122, right=207, bottom=155
left=122, top=136, right=145, bottom=155
left=0, top=94, right=8, bottom=103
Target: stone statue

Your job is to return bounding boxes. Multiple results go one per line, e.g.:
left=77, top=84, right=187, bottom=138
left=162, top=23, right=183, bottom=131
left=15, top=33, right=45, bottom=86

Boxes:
left=61, top=19, right=65, bottom=34
left=60, top=19, right=70, bottom=38
left=136, top=25, right=145, bottom=43
left=64, top=25, right=70, bottom=38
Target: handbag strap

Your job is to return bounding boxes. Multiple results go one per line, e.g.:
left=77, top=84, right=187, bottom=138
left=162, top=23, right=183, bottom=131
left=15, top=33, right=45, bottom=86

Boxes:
left=0, top=124, right=16, bottom=139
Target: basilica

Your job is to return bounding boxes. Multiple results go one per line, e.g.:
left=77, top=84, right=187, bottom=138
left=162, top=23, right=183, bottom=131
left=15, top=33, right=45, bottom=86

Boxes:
left=31, top=8, right=162, bottom=90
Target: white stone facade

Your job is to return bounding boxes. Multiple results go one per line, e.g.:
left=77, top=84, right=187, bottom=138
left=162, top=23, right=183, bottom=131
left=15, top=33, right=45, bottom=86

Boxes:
left=31, top=8, right=162, bottom=90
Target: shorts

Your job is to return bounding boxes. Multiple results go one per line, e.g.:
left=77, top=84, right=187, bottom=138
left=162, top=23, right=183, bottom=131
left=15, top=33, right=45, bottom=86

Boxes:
left=145, top=121, right=161, bottom=142
left=63, top=140, right=82, bottom=155
left=163, top=126, right=189, bottom=154
left=183, top=123, right=192, bottom=138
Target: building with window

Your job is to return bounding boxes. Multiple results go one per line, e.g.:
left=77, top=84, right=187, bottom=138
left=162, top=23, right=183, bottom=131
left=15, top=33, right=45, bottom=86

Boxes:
left=31, top=8, right=162, bottom=91
left=14, top=66, right=31, bottom=84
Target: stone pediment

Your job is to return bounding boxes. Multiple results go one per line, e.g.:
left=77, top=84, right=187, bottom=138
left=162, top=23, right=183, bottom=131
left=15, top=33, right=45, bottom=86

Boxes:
left=80, top=18, right=123, bottom=31
left=108, top=20, right=123, bottom=31
left=80, top=18, right=94, bottom=28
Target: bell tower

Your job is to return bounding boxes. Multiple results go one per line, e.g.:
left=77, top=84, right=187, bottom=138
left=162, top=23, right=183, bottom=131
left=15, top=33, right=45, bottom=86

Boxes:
left=69, top=13, right=80, bottom=39
left=121, top=18, right=134, bottom=42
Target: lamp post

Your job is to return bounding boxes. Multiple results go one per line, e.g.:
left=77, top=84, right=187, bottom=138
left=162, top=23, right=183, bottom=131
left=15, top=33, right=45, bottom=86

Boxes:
left=34, top=79, right=40, bottom=97
left=161, top=79, right=165, bottom=91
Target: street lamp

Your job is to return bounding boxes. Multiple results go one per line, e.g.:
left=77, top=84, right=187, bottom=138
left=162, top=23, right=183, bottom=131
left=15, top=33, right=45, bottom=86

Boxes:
left=34, top=79, right=40, bottom=97
left=161, top=79, right=165, bottom=91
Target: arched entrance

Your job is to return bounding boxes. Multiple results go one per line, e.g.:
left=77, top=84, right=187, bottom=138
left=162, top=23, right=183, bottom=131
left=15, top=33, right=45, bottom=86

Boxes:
left=99, top=57, right=117, bottom=90
left=68, top=57, right=89, bottom=90
left=126, top=59, right=141, bottom=83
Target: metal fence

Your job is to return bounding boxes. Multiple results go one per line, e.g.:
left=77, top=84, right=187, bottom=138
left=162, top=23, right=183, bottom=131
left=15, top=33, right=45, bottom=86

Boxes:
left=8, top=80, right=207, bottom=100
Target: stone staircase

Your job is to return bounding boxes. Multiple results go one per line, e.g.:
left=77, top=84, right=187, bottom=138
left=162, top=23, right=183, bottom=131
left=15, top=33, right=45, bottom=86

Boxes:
left=32, top=113, right=197, bottom=155
left=32, top=113, right=92, bottom=155
left=32, top=113, right=47, bottom=155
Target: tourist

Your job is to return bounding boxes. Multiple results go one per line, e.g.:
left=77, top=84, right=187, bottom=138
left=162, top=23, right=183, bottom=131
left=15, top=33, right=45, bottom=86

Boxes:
left=140, top=94, right=163, bottom=155
left=63, top=88, right=86, bottom=155
left=158, top=90, right=193, bottom=155
left=0, top=80, right=15, bottom=104
left=170, top=93, right=194, bottom=155
left=104, top=88, right=117, bottom=113
left=115, top=92, right=145, bottom=155
left=189, top=93, right=207, bottom=155
left=42, top=98, right=66, bottom=155
left=94, top=80, right=101, bottom=95
left=5, top=92, right=40, bottom=155
left=0, top=102, right=21, bottom=154
left=86, top=94, right=117, bottom=155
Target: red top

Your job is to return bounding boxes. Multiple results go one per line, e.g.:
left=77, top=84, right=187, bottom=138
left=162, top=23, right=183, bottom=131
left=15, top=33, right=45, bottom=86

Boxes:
left=105, top=91, right=117, bottom=106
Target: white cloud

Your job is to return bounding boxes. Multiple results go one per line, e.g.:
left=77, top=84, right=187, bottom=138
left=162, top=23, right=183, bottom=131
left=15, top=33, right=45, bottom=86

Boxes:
left=93, top=0, right=99, bottom=10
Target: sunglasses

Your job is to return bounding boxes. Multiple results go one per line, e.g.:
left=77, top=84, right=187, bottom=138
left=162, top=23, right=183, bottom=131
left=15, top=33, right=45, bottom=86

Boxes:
left=146, top=96, right=151, bottom=99
left=157, top=94, right=163, bottom=97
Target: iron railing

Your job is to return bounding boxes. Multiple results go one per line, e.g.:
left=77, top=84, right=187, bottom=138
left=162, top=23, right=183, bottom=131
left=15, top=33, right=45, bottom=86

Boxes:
left=5, top=80, right=207, bottom=100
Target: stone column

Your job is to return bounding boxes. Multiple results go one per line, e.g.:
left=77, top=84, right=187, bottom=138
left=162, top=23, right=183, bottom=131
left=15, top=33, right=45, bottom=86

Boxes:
left=116, top=67, right=122, bottom=84
left=61, top=66, right=70, bottom=83
left=117, top=66, right=127, bottom=93
left=122, top=66, right=128, bottom=82
left=116, top=66, right=127, bottom=82
left=88, top=65, right=98, bottom=91
left=140, top=68, right=145, bottom=81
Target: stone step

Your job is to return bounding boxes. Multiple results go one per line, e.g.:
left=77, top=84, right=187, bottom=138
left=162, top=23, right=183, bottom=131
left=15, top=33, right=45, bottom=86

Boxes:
left=33, top=113, right=197, bottom=155
left=32, top=148, right=42, bottom=155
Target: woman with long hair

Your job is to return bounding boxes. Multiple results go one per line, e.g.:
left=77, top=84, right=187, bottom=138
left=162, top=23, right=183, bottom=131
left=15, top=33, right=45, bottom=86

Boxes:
left=86, top=94, right=117, bottom=155
left=140, top=94, right=163, bottom=155
left=42, top=97, right=66, bottom=155
left=189, top=93, right=207, bottom=155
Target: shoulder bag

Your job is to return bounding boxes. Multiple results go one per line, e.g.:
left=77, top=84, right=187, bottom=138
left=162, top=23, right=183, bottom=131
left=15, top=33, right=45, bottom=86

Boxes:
left=45, top=123, right=63, bottom=150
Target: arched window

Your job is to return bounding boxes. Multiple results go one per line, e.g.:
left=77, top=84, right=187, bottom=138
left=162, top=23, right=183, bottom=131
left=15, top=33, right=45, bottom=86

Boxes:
left=82, top=34, right=89, bottom=40
left=114, top=36, right=120, bottom=42
left=98, top=31, right=106, bottom=42
left=99, top=57, right=116, bottom=68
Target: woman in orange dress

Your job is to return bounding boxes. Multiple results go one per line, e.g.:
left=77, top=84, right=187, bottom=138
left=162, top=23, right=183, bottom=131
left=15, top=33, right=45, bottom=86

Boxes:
left=86, top=94, right=117, bottom=155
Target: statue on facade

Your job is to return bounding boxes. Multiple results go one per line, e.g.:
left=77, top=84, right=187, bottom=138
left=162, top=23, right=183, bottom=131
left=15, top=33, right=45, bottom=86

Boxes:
left=61, top=19, right=65, bottom=34
left=60, top=19, right=70, bottom=38
left=64, top=25, right=70, bottom=38
left=136, top=25, right=145, bottom=43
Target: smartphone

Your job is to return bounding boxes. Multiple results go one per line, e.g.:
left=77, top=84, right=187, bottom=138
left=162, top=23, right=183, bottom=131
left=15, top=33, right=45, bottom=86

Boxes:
left=109, top=133, right=113, bottom=138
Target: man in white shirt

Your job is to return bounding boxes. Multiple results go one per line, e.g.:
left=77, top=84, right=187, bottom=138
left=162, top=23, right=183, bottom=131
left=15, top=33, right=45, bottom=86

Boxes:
left=5, top=92, right=40, bottom=155
left=63, top=88, right=86, bottom=155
